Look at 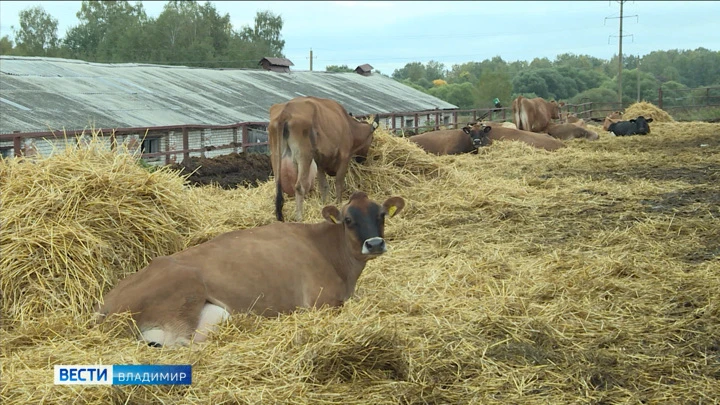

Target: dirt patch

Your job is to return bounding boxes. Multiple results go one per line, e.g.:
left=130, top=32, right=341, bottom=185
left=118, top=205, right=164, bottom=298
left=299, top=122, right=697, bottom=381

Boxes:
left=169, top=152, right=272, bottom=189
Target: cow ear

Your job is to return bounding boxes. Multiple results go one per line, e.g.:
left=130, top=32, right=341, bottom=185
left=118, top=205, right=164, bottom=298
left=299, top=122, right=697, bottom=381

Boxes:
left=462, top=126, right=471, bottom=134
left=646, top=118, right=654, bottom=123
left=322, top=206, right=342, bottom=224
left=371, top=114, right=380, bottom=130
left=383, top=197, right=406, bottom=218
left=483, top=126, right=491, bottom=133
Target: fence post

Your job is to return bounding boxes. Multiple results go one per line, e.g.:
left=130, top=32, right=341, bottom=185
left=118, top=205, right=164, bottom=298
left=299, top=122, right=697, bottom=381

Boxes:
left=13, top=131, right=21, bottom=157
left=232, top=126, right=239, bottom=153
left=391, top=114, right=396, bottom=132
left=707, top=87, right=710, bottom=107
left=435, top=111, right=440, bottom=130
left=453, top=110, right=458, bottom=129
left=182, top=127, right=189, bottom=162
left=165, top=131, right=171, bottom=165
left=658, top=86, right=663, bottom=110
left=414, top=113, right=419, bottom=132
left=241, top=124, right=249, bottom=152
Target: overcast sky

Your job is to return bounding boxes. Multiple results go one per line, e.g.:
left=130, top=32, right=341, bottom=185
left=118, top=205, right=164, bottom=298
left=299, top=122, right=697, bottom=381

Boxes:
left=1, top=1, right=718, bottom=74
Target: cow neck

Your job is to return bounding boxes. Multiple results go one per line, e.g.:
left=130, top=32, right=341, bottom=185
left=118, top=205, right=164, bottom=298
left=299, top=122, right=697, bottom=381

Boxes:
left=311, top=221, right=368, bottom=293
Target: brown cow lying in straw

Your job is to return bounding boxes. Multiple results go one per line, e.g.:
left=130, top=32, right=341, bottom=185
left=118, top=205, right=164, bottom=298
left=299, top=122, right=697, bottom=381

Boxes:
left=472, top=123, right=566, bottom=151
left=408, top=124, right=491, bottom=155
left=546, top=123, right=599, bottom=141
left=96, top=191, right=406, bottom=347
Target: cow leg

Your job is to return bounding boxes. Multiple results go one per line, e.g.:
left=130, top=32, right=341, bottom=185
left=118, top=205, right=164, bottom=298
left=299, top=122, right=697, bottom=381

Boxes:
left=333, top=160, right=350, bottom=205
left=294, top=155, right=314, bottom=222
left=317, top=169, right=329, bottom=204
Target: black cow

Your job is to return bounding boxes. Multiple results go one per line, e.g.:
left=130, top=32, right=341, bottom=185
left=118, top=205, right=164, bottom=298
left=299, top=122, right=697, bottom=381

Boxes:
left=608, top=116, right=654, bottom=136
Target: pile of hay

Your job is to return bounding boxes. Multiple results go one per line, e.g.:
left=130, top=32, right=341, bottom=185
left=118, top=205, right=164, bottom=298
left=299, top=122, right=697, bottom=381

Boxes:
left=0, top=132, right=205, bottom=325
left=623, top=101, right=675, bottom=122
left=2, top=124, right=720, bottom=404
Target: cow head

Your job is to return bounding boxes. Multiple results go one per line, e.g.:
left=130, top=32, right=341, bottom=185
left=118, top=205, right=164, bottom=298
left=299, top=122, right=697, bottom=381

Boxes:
left=352, top=115, right=380, bottom=163
left=463, top=123, right=492, bottom=149
left=322, top=191, right=405, bottom=259
left=630, top=116, right=653, bottom=135
left=549, top=101, right=564, bottom=119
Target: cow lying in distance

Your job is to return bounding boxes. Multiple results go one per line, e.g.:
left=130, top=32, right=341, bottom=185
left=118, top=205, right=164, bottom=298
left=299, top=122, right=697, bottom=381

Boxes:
left=602, top=111, right=624, bottom=131
left=481, top=121, right=517, bottom=129
left=546, top=123, right=599, bottom=141
left=512, top=96, right=564, bottom=133
left=560, top=112, right=587, bottom=128
left=408, top=124, right=491, bottom=155
left=478, top=123, right=566, bottom=151
left=96, top=191, right=406, bottom=347
left=607, top=116, right=654, bottom=136
left=269, top=96, right=379, bottom=222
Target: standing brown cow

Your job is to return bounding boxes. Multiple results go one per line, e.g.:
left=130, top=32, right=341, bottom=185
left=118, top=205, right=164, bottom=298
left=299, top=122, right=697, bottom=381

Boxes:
left=512, top=96, right=564, bottom=133
left=268, top=96, right=379, bottom=222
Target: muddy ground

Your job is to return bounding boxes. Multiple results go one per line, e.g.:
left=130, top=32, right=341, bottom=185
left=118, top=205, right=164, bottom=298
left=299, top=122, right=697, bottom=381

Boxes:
left=169, top=152, right=272, bottom=189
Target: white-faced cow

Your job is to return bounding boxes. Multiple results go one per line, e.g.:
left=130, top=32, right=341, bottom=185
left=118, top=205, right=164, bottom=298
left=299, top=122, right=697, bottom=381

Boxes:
left=480, top=123, right=566, bottom=151
left=408, top=125, right=491, bottom=155
left=268, top=96, right=380, bottom=222
left=607, top=116, right=654, bottom=136
left=512, top=96, right=565, bottom=133
left=546, top=123, right=599, bottom=141
left=96, top=191, right=405, bottom=347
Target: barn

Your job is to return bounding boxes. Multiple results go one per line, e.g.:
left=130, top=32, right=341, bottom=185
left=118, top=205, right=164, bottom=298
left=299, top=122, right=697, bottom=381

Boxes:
left=0, top=56, right=458, bottom=163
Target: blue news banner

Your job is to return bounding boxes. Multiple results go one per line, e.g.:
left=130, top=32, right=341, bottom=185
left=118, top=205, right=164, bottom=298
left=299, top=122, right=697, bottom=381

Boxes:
left=54, top=365, right=192, bottom=385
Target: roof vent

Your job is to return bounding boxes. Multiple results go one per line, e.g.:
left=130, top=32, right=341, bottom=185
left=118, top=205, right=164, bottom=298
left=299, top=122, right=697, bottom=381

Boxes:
left=355, top=64, right=373, bottom=76
left=259, top=57, right=294, bottom=73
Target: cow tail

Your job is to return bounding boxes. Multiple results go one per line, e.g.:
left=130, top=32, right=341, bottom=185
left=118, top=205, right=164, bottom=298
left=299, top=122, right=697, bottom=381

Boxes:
left=274, top=116, right=288, bottom=222
left=513, top=96, right=523, bottom=130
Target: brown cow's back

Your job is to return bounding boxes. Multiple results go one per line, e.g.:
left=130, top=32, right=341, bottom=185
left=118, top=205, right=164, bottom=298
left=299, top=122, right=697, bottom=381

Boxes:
left=546, top=123, right=599, bottom=141
left=408, top=129, right=473, bottom=155
left=486, top=126, right=566, bottom=151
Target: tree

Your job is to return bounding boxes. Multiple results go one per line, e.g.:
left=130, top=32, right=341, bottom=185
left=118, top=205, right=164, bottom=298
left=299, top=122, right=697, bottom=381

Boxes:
left=512, top=70, right=550, bottom=99
left=392, top=62, right=426, bottom=82
left=570, top=87, right=618, bottom=105
left=427, top=82, right=475, bottom=109
left=238, top=11, right=285, bottom=57
left=326, top=64, right=354, bottom=72
left=0, top=36, right=14, bottom=55
left=474, top=70, right=513, bottom=109
left=12, top=6, right=60, bottom=56
left=64, top=0, right=148, bottom=62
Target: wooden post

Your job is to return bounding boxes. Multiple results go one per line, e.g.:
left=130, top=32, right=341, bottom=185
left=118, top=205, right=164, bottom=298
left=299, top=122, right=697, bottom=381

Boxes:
left=473, top=110, right=477, bottom=122
left=13, top=131, right=21, bottom=157
left=241, top=124, right=249, bottom=153
left=452, top=110, right=458, bottom=129
left=391, top=114, right=396, bottom=131
left=182, top=127, right=189, bottom=162
left=165, top=131, right=171, bottom=165
left=414, top=113, right=419, bottom=133
left=232, top=126, right=239, bottom=153
left=435, top=111, right=440, bottom=130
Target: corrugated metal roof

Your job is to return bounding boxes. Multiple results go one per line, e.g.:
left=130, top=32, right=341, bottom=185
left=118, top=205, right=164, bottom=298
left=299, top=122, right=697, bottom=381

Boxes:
left=0, top=56, right=457, bottom=134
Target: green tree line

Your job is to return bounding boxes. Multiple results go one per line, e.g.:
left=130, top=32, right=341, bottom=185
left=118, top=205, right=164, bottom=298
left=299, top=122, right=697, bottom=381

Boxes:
left=0, top=1, right=285, bottom=68
left=391, top=49, right=720, bottom=109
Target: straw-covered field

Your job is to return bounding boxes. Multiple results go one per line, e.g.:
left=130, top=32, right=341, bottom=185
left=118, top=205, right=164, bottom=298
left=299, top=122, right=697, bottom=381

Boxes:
left=1, top=118, right=719, bottom=404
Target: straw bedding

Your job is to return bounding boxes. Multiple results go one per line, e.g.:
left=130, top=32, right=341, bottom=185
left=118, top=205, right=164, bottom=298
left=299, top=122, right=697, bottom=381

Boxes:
left=1, top=122, right=719, bottom=404
left=622, top=101, right=675, bottom=122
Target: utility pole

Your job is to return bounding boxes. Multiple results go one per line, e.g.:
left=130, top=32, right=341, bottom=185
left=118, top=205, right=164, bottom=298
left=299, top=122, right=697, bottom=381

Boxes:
left=637, top=54, right=641, bottom=102
left=606, top=1, right=637, bottom=108
left=308, top=48, right=317, bottom=71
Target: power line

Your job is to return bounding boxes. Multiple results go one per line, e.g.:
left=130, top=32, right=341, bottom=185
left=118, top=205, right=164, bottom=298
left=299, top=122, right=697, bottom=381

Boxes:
left=605, top=0, right=638, bottom=106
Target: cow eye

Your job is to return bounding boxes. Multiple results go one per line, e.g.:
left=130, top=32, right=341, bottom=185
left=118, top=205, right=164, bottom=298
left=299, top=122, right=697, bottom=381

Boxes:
left=343, top=217, right=353, bottom=226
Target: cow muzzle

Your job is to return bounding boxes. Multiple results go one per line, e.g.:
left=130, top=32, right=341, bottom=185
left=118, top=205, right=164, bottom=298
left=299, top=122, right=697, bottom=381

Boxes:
left=362, top=237, right=387, bottom=255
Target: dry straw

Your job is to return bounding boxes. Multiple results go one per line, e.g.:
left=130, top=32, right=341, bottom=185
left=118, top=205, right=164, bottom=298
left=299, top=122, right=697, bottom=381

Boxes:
left=2, top=123, right=719, bottom=404
left=623, top=101, right=675, bottom=122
